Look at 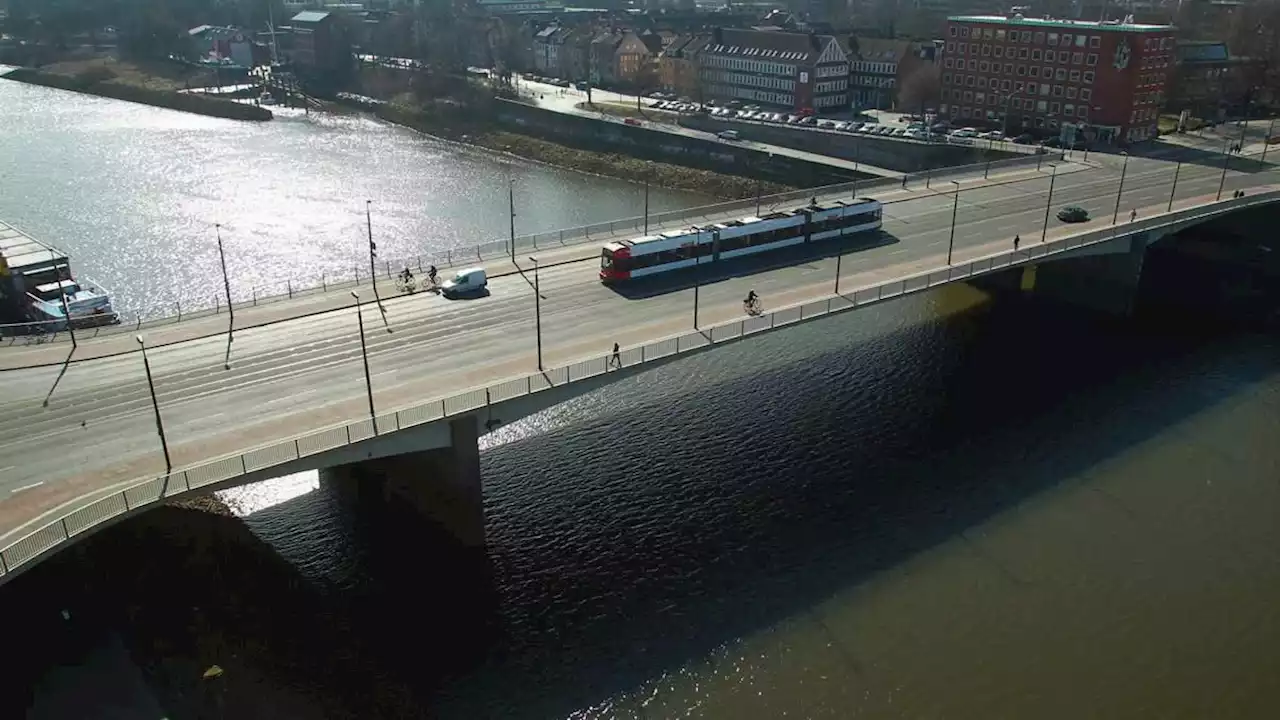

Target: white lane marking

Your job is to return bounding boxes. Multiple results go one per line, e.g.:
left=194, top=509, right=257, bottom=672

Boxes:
left=10, top=481, right=43, bottom=494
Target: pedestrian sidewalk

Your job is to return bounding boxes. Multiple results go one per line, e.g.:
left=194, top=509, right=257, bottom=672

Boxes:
left=0, top=161, right=1086, bottom=371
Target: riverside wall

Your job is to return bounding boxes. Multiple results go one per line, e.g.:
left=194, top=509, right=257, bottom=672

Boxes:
left=678, top=114, right=1022, bottom=173
left=491, top=99, right=862, bottom=186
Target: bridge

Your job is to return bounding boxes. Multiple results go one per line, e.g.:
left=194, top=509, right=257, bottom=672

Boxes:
left=1, top=147, right=1277, bottom=584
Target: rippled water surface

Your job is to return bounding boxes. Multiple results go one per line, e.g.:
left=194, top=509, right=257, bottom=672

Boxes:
left=0, top=79, right=703, bottom=316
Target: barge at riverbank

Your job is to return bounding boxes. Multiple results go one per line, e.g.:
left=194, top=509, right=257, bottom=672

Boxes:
left=0, top=220, right=117, bottom=333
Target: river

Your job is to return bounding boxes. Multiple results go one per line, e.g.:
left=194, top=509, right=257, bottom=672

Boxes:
left=4, top=79, right=1280, bottom=718
left=0, top=78, right=703, bottom=318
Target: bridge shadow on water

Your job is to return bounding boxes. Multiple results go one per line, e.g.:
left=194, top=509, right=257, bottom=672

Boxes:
left=435, top=279, right=1278, bottom=717
left=604, top=229, right=901, bottom=300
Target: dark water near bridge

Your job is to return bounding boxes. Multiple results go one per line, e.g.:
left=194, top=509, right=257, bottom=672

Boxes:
left=233, top=272, right=1280, bottom=718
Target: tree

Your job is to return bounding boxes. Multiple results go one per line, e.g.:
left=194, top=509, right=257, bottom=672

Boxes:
left=897, top=63, right=940, bottom=115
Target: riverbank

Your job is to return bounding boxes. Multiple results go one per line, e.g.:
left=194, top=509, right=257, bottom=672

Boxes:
left=368, top=99, right=796, bottom=199
left=4, top=61, right=272, bottom=121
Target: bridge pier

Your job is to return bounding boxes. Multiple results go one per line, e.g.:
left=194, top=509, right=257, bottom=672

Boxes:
left=1015, top=233, right=1149, bottom=316
left=319, top=415, right=486, bottom=551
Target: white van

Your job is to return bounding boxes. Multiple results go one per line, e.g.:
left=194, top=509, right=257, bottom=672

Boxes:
left=716, top=130, right=740, bottom=141
left=441, top=267, right=488, bottom=298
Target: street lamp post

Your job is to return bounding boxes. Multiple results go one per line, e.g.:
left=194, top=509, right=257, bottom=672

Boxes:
left=350, top=291, right=377, bottom=429
left=947, top=181, right=960, bottom=265
left=216, top=223, right=234, bottom=370
left=48, top=248, right=76, bottom=349
left=529, top=256, right=543, bottom=371
left=1168, top=160, right=1182, bottom=211
left=135, top=336, right=171, bottom=476
left=1218, top=137, right=1232, bottom=200
left=508, top=178, right=517, bottom=262
left=1111, top=151, right=1129, bottom=224
left=643, top=175, right=650, bottom=235
left=1042, top=164, right=1058, bottom=243
left=1263, top=118, right=1276, bottom=163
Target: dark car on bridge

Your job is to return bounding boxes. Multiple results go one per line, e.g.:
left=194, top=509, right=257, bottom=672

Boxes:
left=1056, top=205, right=1090, bottom=223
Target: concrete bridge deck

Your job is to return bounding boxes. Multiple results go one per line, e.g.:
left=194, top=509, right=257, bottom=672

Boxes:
left=1, top=150, right=1278, bottom=583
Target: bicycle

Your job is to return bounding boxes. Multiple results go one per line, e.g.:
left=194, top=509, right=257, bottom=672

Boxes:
left=744, top=297, right=763, bottom=316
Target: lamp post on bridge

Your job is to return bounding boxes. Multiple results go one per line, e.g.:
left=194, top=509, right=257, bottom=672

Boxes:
left=529, top=256, right=543, bottom=371
left=350, top=291, right=377, bottom=430
left=1042, top=163, right=1058, bottom=243
left=135, top=335, right=172, bottom=477
left=1168, top=160, right=1182, bottom=212
left=1111, top=151, right=1129, bottom=225
left=947, top=181, right=960, bottom=265
left=1262, top=118, right=1276, bottom=163
left=643, top=174, right=650, bottom=236
left=216, top=223, right=234, bottom=370
left=1218, top=137, right=1232, bottom=200
left=48, top=247, right=77, bottom=349
left=509, top=177, right=518, bottom=263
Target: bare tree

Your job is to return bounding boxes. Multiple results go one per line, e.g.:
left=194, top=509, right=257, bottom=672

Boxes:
left=897, top=63, right=940, bottom=115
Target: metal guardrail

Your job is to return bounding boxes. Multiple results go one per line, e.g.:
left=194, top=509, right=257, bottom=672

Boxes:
left=0, top=153, right=1060, bottom=341
left=3, top=185, right=1277, bottom=580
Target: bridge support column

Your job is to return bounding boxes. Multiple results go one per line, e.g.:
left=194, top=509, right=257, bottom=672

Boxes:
left=319, top=416, right=486, bottom=550
left=1021, top=233, right=1148, bottom=316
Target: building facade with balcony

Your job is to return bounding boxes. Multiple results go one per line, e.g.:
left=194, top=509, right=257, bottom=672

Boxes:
left=940, top=13, right=1175, bottom=145
left=697, top=28, right=850, bottom=112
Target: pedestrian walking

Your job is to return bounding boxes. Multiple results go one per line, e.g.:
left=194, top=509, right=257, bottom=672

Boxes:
left=1130, top=208, right=1137, bottom=222
left=609, top=342, right=621, bottom=369
left=1013, top=234, right=1021, bottom=251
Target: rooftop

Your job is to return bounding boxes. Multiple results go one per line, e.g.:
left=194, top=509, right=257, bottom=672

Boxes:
left=703, top=28, right=834, bottom=63
left=291, top=11, right=331, bottom=24
left=0, top=221, right=66, bottom=274
left=948, top=15, right=1174, bottom=32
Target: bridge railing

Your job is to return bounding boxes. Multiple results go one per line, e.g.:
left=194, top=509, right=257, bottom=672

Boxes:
left=4, top=184, right=1276, bottom=580
left=0, top=153, right=1062, bottom=341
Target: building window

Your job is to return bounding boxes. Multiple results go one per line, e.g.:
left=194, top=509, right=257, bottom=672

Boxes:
left=983, top=44, right=991, bottom=56
left=1043, top=66, right=1053, bottom=78
left=1014, top=81, right=1024, bottom=92
left=1018, top=48, right=1029, bottom=59
left=1083, top=71, right=1094, bottom=83
left=959, top=42, right=967, bottom=55
left=978, top=77, right=987, bottom=88
left=996, top=30, right=1006, bottom=41
left=1066, top=86, right=1077, bottom=99
left=1004, top=63, right=1014, bottom=74
left=1047, top=33, right=1058, bottom=45
left=976, top=92, right=985, bottom=104
left=1064, top=104, right=1074, bottom=116
left=966, top=75, right=975, bottom=86
left=1034, top=32, right=1044, bottom=44
left=1032, top=49, right=1042, bottom=61
left=963, top=90, right=973, bottom=102
left=1037, top=99, right=1048, bottom=112
left=968, top=60, right=977, bottom=70
left=1040, top=83, right=1049, bottom=95
left=1086, top=53, right=1097, bottom=66
left=961, top=27, right=969, bottom=37
left=1017, top=65, right=1027, bottom=76
left=1090, top=36, right=1100, bottom=48
left=984, top=28, right=994, bottom=39
left=1076, top=35, right=1086, bottom=48
left=1061, top=34, right=1072, bottom=46
left=945, top=58, right=954, bottom=68
left=1001, top=79, right=1011, bottom=91
left=1081, top=88, right=1092, bottom=101
left=1055, top=68, right=1066, bottom=81
left=946, top=41, right=955, bottom=53
left=1070, top=70, right=1081, bottom=82
left=995, top=46, right=1004, bottom=58
left=943, top=73, right=951, bottom=84
left=1072, top=52, right=1083, bottom=65
left=980, top=61, right=989, bottom=72
left=950, top=26, right=958, bottom=37
left=1049, top=119, right=1059, bottom=130
left=1052, top=85, right=1063, bottom=96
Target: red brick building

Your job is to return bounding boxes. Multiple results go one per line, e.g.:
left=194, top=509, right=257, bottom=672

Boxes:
left=940, top=13, right=1176, bottom=145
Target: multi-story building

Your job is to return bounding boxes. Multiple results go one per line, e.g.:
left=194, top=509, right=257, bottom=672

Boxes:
left=698, top=28, right=850, bottom=112
left=939, top=13, right=1176, bottom=145
left=659, top=33, right=710, bottom=98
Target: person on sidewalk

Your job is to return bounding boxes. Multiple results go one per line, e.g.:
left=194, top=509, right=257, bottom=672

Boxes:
left=608, top=342, right=621, bottom=369
left=1130, top=208, right=1137, bottom=222
left=1013, top=234, right=1021, bottom=251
